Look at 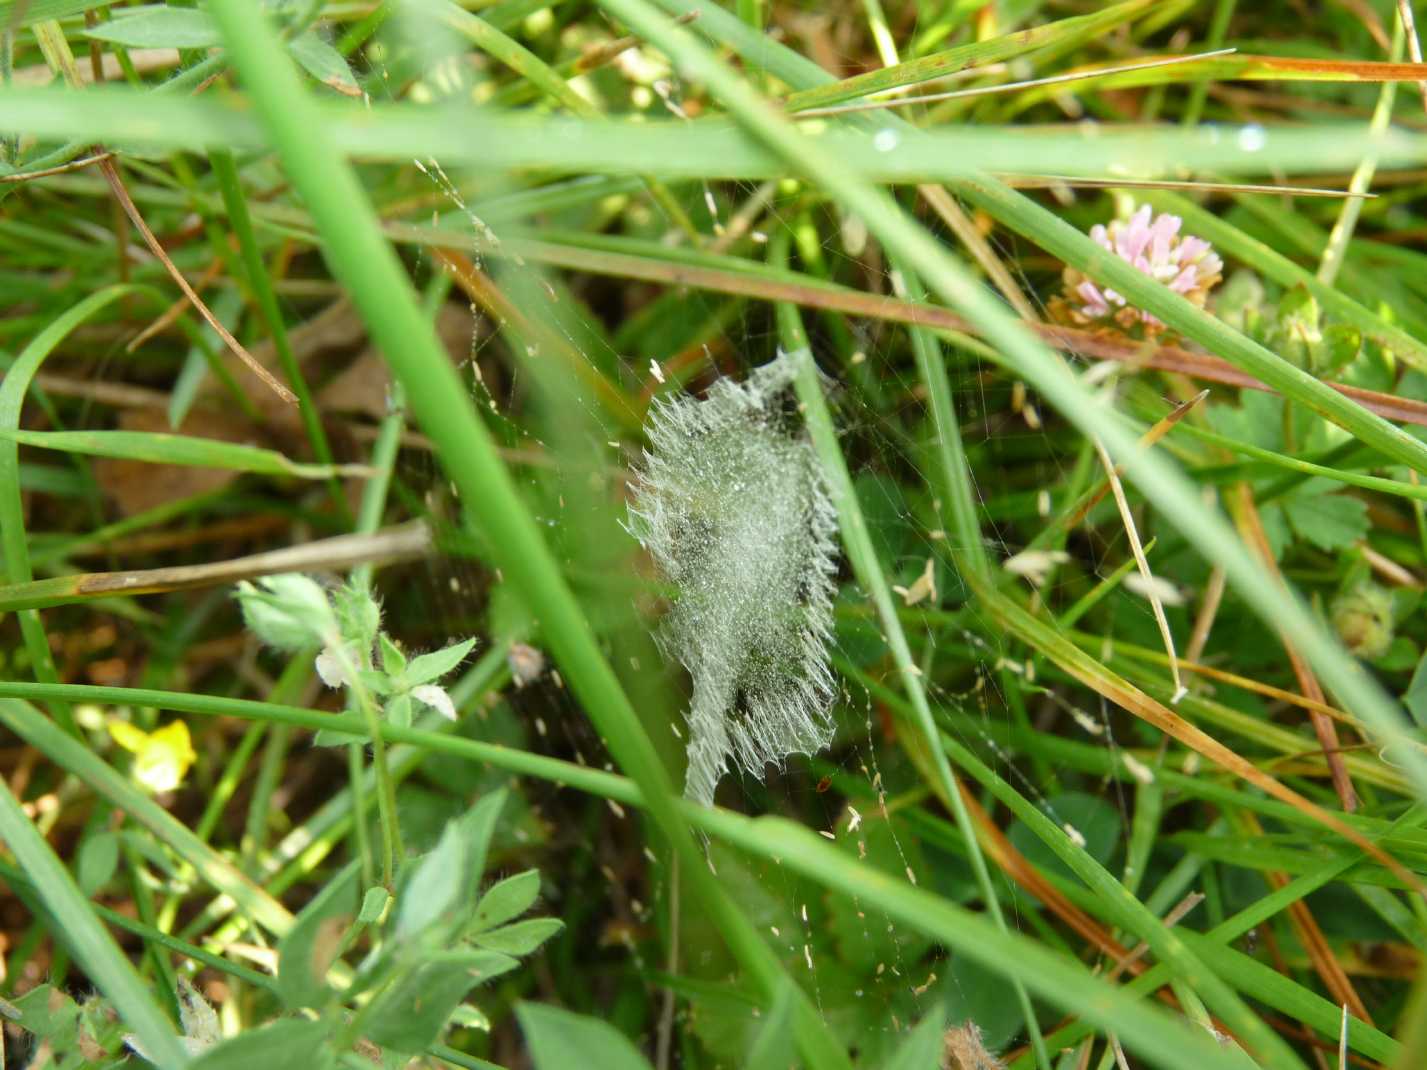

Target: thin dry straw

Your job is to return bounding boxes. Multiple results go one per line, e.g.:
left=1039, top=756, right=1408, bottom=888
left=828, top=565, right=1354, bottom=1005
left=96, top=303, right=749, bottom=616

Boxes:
left=1091, top=436, right=1186, bottom=703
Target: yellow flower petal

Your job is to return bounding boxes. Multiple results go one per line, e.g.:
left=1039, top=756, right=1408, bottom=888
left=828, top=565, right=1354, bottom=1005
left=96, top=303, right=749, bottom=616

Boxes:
left=108, top=719, right=196, bottom=793
left=107, top=720, right=150, bottom=754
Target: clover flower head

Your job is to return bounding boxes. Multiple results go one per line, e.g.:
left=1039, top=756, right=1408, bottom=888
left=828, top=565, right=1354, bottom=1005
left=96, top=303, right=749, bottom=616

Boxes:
left=1057, top=204, right=1223, bottom=336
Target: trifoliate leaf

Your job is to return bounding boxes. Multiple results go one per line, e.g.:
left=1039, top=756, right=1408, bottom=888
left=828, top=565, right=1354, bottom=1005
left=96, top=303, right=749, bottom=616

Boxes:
left=472, top=869, right=542, bottom=933
left=472, top=917, right=564, bottom=955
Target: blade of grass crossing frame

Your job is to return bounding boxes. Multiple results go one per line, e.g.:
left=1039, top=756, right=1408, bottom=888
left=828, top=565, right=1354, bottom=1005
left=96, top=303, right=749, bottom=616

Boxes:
left=204, top=6, right=854, bottom=1067
left=772, top=253, right=1050, bottom=1068
left=628, top=0, right=1427, bottom=804
left=0, top=778, right=187, bottom=1068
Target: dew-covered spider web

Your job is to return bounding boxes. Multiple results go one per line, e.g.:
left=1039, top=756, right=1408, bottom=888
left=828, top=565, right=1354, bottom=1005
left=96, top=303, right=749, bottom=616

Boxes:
left=367, top=166, right=1190, bottom=1067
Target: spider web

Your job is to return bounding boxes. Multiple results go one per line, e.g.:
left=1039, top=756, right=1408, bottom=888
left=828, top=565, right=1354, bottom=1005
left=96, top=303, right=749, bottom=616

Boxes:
left=369, top=24, right=1164, bottom=1068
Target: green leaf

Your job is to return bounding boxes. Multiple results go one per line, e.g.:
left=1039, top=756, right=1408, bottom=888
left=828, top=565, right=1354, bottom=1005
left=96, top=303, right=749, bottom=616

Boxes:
left=940, top=951, right=1030, bottom=1053
left=13, top=984, right=80, bottom=1046
left=1258, top=502, right=1291, bottom=561
left=359, top=885, right=391, bottom=925
left=1206, top=391, right=1283, bottom=452
left=396, top=790, right=506, bottom=939
left=366, top=953, right=518, bottom=1053
left=471, top=916, right=564, bottom=955
left=0, top=0, right=102, bottom=28
left=76, top=830, right=120, bottom=894
left=517, top=1002, right=656, bottom=1070
left=745, top=981, right=795, bottom=1070
left=455, top=787, right=507, bottom=895
left=1403, top=651, right=1427, bottom=729
left=378, top=633, right=407, bottom=677
left=385, top=692, right=413, bottom=728
left=277, top=861, right=360, bottom=1010
left=289, top=31, right=361, bottom=97
left=1007, top=791, right=1120, bottom=882
left=396, top=817, right=470, bottom=940
left=83, top=9, right=221, bottom=48
left=406, top=637, right=477, bottom=685
left=471, top=868, right=541, bottom=932
left=884, top=1007, right=946, bottom=1070
left=312, top=726, right=363, bottom=747
left=189, top=1019, right=334, bottom=1070
left=1283, top=492, right=1370, bottom=552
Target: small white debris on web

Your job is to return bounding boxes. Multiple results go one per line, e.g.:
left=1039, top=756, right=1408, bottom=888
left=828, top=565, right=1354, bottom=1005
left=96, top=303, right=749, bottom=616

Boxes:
left=1002, top=548, right=1070, bottom=588
left=892, top=557, right=937, bottom=607
left=804, top=944, right=814, bottom=970
left=507, top=642, right=546, bottom=687
left=627, top=350, right=839, bottom=806
left=846, top=805, right=862, bottom=832
left=608, top=800, right=626, bottom=819
left=905, top=866, right=917, bottom=885
left=1063, top=822, right=1088, bottom=849
left=1122, top=752, right=1156, bottom=784
left=1068, top=705, right=1104, bottom=736
left=1124, top=572, right=1187, bottom=607
left=649, top=359, right=666, bottom=385
left=820, top=829, right=836, bottom=840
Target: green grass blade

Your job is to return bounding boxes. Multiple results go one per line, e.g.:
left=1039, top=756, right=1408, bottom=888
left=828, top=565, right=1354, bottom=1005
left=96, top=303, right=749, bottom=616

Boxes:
left=0, top=427, right=370, bottom=478
left=0, top=777, right=187, bottom=1068
left=775, top=296, right=1049, bottom=1067
left=3, top=84, right=1427, bottom=180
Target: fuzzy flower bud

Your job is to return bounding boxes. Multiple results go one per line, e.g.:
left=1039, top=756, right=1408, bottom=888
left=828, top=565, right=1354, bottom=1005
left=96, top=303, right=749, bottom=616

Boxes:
left=1331, top=582, right=1394, bottom=661
left=1055, top=204, right=1222, bottom=337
